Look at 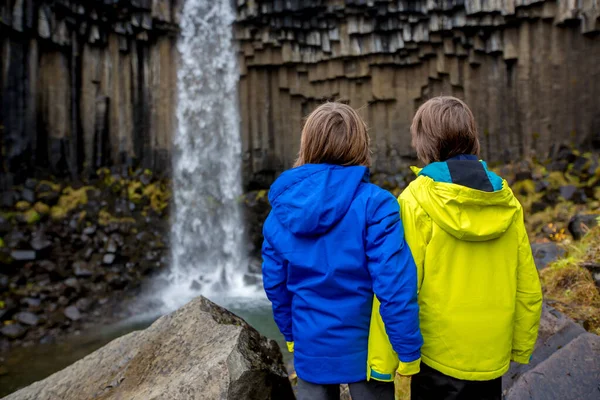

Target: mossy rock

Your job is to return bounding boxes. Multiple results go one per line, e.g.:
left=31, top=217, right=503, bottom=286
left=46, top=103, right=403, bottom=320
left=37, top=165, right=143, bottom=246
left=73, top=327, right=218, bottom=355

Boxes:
left=37, top=180, right=61, bottom=193
left=128, top=181, right=144, bottom=204
left=143, top=183, right=171, bottom=213
left=512, top=179, right=536, bottom=196
left=33, top=202, right=50, bottom=215
left=15, top=201, right=31, bottom=212
left=23, top=209, right=41, bottom=224
left=50, top=187, right=91, bottom=221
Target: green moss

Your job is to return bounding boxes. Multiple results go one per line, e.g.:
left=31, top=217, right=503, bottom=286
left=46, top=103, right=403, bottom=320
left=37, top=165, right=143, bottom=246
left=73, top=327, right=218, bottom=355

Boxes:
left=143, top=183, right=171, bottom=213
left=23, top=209, right=41, bottom=224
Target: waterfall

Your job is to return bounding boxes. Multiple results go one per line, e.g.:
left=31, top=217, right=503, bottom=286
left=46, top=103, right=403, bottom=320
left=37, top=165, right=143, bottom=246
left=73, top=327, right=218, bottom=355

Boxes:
left=162, top=0, right=258, bottom=310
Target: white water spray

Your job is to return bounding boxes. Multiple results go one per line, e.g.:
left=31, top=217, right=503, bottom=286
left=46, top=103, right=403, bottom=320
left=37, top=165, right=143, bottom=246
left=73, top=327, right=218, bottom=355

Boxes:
left=163, top=0, right=259, bottom=311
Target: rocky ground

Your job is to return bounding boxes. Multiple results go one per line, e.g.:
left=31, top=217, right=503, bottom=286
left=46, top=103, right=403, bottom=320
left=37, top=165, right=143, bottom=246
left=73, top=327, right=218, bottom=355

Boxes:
left=0, top=168, right=171, bottom=357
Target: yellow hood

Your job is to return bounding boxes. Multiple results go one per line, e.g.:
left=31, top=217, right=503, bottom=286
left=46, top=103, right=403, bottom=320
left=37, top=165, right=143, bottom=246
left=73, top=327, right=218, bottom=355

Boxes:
left=408, top=175, right=521, bottom=242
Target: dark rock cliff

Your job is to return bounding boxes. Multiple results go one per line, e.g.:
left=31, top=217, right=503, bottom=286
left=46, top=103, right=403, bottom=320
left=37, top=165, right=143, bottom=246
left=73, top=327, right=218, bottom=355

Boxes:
left=235, top=0, right=600, bottom=189
left=0, top=0, right=180, bottom=187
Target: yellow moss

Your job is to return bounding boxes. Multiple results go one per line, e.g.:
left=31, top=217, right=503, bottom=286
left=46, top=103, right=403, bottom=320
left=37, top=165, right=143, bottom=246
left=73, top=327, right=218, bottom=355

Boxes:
left=143, top=183, right=171, bottom=213
left=37, top=180, right=61, bottom=193
left=98, top=209, right=134, bottom=226
left=128, top=181, right=144, bottom=203
left=512, top=179, right=536, bottom=195
left=540, top=227, right=600, bottom=335
left=547, top=171, right=568, bottom=189
left=23, top=209, right=40, bottom=224
left=0, top=238, right=4, bottom=247
left=255, top=190, right=267, bottom=201
left=50, top=187, right=91, bottom=220
left=15, top=201, right=31, bottom=211
left=33, top=202, right=50, bottom=215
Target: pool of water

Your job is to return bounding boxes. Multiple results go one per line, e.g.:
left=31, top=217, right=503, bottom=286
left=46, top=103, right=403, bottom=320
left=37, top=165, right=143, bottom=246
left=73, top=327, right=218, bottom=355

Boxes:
left=0, top=296, right=287, bottom=398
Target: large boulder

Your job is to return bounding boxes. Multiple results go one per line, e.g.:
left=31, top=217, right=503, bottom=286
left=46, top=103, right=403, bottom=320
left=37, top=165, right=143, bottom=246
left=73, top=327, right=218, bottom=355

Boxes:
left=503, top=303, right=600, bottom=400
left=4, top=297, right=294, bottom=400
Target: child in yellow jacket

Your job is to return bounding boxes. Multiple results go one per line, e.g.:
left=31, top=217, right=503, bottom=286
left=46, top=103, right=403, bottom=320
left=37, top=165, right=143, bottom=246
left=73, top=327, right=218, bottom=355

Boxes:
left=368, top=96, right=543, bottom=400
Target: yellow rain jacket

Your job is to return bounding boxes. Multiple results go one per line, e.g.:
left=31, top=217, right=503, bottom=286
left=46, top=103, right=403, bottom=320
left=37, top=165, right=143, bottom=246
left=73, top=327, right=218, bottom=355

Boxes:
left=368, top=159, right=543, bottom=381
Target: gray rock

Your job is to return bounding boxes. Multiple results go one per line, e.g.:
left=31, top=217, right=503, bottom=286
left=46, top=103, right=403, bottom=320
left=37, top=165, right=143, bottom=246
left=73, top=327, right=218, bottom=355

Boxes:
left=63, top=306, right=81, bottom=321
left=30, top=235, right=52, bottom=251
left=72, top=261, right=92, bottom=277
left=106, top=239, right=118, bottom=253
left=4, top=297, right=293, bottom=400
left=506, top=333, right=600, bottom=400
left=14, top=311, right=39, bottom=326
left=530, top=242, right=565, bottom=270
left=103, top=253, right=116, bottom=265
left=0, top=323, right=26, bottom=339
left=504, top=304, right=600, bottom=400
left=21, top=188, right=36, bottom=204
left=82, top=225, right=97, bottom=236
left=10, top=250, right=36, bottom=261
left=568, top=214, right=599, bottom=240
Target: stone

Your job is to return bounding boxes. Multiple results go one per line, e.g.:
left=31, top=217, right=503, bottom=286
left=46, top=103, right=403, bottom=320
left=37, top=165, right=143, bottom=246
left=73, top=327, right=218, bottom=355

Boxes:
left=0, top=323, right=26, bottom=339
left=14, top=311, right=40, bottom=326
left=559, top=185, right=577, bottom=201
left=0, top=217, right=12, bottom=235
left=4, top=297, right=293, bottom=400
left=102, top=253, right=116, bottom=265
left=10, top=250, right=36, bottom=262
left=530, top=242, right=566, bottom=270
left=21, top=188, right=36, bottom=204
left=568, top=214, right=599, bottom=240
left=505, top=333, right=600, bottom=400
left=30, top=235, right=52, bottom=251
left=1, top=191, right=17, bottom=208
left=38, top=260, right=56, bottom=272
left=75, top=298, right=92, bottom=312
left=63, top=305, right=81, bottom=321
left=82, top=225, right=97, bottom=236
left=504, top=304, right=600, bottom=399
left=73, top=261, right=93, bottom=277
left=106, top=239, right=118, bottom=253
left=22, top=297, right=42, bottom=309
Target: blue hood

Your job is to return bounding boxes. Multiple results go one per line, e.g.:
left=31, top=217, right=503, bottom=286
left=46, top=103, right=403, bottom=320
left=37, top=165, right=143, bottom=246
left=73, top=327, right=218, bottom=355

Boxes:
left=268, top=164, right=369, bottom=236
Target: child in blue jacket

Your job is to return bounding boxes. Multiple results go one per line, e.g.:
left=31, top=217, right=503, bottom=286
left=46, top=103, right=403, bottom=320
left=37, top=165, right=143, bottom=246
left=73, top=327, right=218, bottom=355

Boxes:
left=262, top=102, right=422, bottom=400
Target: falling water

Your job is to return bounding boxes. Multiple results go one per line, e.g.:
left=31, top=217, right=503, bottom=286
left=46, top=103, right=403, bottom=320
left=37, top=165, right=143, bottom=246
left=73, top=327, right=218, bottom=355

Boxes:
left=162, top=0, right=258, bottom=310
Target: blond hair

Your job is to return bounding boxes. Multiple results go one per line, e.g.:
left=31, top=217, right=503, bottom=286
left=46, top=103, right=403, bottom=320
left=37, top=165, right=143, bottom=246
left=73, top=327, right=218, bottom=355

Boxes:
left=294, top=102, right=371, bottom=168
left=411, top=96, right=480, bottom=165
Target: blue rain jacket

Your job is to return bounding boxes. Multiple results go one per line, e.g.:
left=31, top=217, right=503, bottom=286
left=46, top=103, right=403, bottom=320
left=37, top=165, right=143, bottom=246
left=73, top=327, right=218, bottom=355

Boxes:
left=262, top=164, right=422, bottom=384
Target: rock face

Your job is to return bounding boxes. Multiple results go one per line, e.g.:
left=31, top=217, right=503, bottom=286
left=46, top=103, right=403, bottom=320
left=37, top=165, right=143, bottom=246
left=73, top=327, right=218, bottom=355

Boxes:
left=4, top=296, right=294, bottom=400
left=235, top=1, right=600, bottom=188
left=503, top=303, right=600, bottom=400
left=0, top=0, right=180, bottom=187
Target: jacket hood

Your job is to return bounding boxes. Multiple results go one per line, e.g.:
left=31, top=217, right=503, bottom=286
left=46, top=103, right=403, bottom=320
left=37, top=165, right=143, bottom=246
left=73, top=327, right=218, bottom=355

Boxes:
left=410, top=160, right=520, bottom=242
left=268, top=164, right=369, bottom=236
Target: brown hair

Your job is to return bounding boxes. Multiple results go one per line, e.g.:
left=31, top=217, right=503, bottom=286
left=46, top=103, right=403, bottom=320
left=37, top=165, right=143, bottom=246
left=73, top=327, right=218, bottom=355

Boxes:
left=294, top=102, right=371, bottom=168
left=411, top=96, right=480, bottom=165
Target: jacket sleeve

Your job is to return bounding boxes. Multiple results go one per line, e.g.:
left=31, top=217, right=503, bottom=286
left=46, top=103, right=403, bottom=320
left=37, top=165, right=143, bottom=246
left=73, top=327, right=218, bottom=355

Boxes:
left=262, top=232, right=293, bottom=342
left=398, top=195, right=432, bottom=293
left=511, top=213, right=543, bottom=364
left=366, top=191, right=423, bottom=364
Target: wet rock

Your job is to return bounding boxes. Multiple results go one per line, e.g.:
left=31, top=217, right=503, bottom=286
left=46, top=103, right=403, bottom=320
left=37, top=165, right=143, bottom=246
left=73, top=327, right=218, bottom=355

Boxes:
left=30, top=235, right=52, bottom=252
left=64, top=278, right=80, bottom=290
left=38, top=260, right=56, bottom=272
left=582, top=263, right=600, bottom=289
left=83, top=248, right=94, bottom=261
left=1, top=323, right=26, bottom=339
left=102, top=253, right=116, bottom=265
left=82, top=225, right=97, bottom=236
left=106, top=239, right=118, bottom=253
left=22, top=297, right=42, bottom=310
left=10, top=250, right=36, bottom=262
left=1, top=191, right=17, bottom=208
left=559, top=185, right=577, bottom=201
left=4, top=296, right=293, bottom=400
left=0, top=217, right=12, bottom=235
left=75, top=298, right=92, bottom=312
left=24, top=179, right=38, bottom=190
left=37, top=192, right=59, bottom=206
left=73, top=261, right=93, bottom=277
left=0, top=274, right=9, bottom=290
left=531, top=243, right=566, bottom=270
left=14, top=311, right=40, bottom=326
left=21, top=188, right=36, bottom=204
left=568, top=214, right=599, bottom=240
left=63, top=306, right=81, bottom=321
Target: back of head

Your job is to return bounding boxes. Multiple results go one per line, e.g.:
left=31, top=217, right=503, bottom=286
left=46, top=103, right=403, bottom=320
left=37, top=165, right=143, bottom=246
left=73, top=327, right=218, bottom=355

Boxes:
left=295, top=102, right=371, bottom=168
left=270, top=102, right=372, bottom=236
left=411, top=96, right=480, bottom=165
